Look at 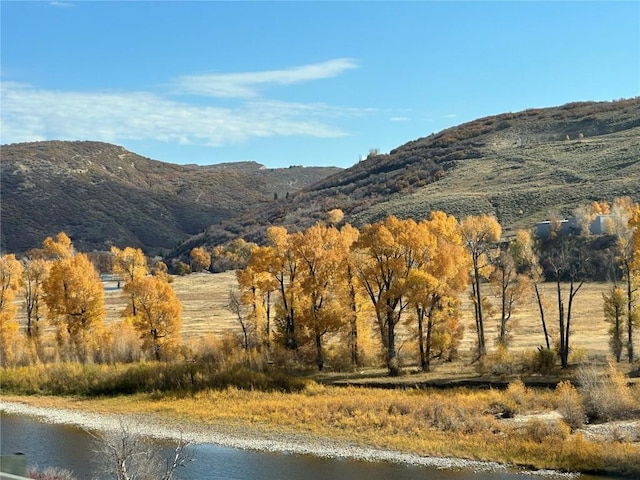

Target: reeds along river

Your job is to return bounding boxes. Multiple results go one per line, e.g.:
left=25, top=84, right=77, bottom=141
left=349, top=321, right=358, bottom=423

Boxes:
left=0, top=414, right=611, bottom=480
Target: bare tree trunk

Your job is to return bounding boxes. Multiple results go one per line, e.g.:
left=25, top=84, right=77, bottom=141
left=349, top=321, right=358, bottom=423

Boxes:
left=534, top=284, right=551, bottom=349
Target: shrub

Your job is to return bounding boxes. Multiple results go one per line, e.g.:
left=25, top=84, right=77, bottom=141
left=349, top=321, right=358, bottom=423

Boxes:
left=577, top=363, right=636, bottom=422
left=556, top=380, right=585, bottom=429
left=524, top=418, right=570, bottom=443
left=28, top=467, right=76, bottom=480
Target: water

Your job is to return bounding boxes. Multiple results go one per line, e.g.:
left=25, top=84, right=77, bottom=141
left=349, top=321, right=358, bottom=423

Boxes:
left=0, top=414, right=610, bottom=480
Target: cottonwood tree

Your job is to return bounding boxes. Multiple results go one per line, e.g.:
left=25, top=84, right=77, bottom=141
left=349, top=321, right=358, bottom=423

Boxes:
left=236, top=245, right=279, bottom=352
left=603, top=285, right=626, bottom=362
left=491, top=240, right=532, bottom=347
left=264, top=226, right=300, bottom=350
left=290, top=222, right=346, bottom=371
left=544, top=235, right=591, bottom=368
left=43, top=250, right=106, bottom=363
left=123, top=276, right=182, bottom=361
left=0, top=254, right=24, bottom=366
left=608, top=198, right=640, bottom=362
left=338, top=223, right=363, bottom=367
left=189, top=247, right=211, bottom=273
left=511, top=229, right=551, bottom=350
left=226, top=288, right=255, bottom=351
left=111, top=246, right=148, bottom=284
left=21, top=256, right=50, bottom=339
left=353, top=216, right=419, bottom=376
left=405, top=212, right=470, bottom=371
left=42, top=232, right=74, bottom=259
left=460, top=215, right=502, bottom=359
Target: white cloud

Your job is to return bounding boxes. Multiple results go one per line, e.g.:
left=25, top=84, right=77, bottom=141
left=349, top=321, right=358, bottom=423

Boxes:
left=0, top=81, right=358, bottom=147
left=389, top=116, right=410, bottom=122
left=173, top=58, right=358, bottom=98
left=442, top=113, right=457, bottom=119
left=49, top=2, right=74, bottom=8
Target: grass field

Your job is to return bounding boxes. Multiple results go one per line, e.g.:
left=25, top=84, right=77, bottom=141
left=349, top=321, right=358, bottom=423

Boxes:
left=100, top=271, right=615, bottom=365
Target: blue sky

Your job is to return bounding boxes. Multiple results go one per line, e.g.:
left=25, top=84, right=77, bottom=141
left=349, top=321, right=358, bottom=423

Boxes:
left=1, top=1, right=638, bottom=169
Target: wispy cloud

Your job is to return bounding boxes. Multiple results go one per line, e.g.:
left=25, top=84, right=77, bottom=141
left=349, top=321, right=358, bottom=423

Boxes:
left=0, top=81, right=360, bottom=147
left=49, top=1, right=74, bottom=8
left=442, top=113, right=457, bottom=119
left=173, top=58, right=358, bottom=98
left=389, top=116, right=410, bottom=122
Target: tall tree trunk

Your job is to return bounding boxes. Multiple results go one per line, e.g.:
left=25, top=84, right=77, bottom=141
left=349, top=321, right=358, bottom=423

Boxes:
left=347, top=265, right=359, bottom=367
left=417, top=306, right=426, bottom=371
left=627, top=271, right=634, bottom=363
left=315, top=329, right=324, bottom=371
left=534, top=284, right=550, bottom=349
left=387, top=300, right=399, bottom=376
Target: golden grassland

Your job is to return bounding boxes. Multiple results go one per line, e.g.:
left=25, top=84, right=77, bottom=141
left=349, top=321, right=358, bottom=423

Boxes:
left=5, top=273, right=640, bottom=476
left=105, top=272, right=615, bottom=362
left=3, top=379, right=640, bottom=475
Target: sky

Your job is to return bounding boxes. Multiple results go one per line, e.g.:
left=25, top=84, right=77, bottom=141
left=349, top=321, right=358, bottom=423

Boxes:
left=1, top=1, right=638, bottom=169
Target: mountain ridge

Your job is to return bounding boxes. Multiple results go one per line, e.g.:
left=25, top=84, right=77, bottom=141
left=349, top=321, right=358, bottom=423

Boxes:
left=0, top=140, right=341, bottom=254
left=1, top=98, right=638, bottom=257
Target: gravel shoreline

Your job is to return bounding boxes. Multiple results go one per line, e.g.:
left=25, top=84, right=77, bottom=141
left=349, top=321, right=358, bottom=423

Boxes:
left=1, top=400, right=575, bottom=477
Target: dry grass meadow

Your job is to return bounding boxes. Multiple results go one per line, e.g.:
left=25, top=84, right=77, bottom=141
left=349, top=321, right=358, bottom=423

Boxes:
left=100, top=271, right=615, bottom=366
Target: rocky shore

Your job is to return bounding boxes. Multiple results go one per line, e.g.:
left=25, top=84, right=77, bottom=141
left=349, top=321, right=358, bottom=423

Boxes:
left=0, top=400, right=574, bottom=477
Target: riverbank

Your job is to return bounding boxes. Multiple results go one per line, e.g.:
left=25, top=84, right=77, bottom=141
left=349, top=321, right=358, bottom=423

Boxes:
left=1, top=398, right=571, bottom=477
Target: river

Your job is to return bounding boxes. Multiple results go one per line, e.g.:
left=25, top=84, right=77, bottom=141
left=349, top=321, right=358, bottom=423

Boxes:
left=0, top=414, right=611, bottom=480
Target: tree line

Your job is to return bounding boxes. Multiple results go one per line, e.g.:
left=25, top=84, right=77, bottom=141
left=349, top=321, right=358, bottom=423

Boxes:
left=1, top=199, right=638, bottom=376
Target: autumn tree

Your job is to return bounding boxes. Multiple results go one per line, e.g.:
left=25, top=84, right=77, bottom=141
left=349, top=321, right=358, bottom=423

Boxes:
left=491, top=239, right=532, bottom=347
left=44, top=250, right=106, bottom=363
left=338, top=223, right=363, bottom=367
left=0, top=254, right=24, bottom=366
left=237, top=245, right=278, bottom=352
left=227, top=289, right=254, bottom=351
left=353, top=216, right=419, bottom=375
left=111, top=246, right=148, bottom=284
left=42, top=232, right=74, bottom=259
left=189, top=247, right=211, bottom=273
left=21, top=254, right=50, bottom=344
left=460, top=215, right=502, bottom=358
left=210, top=239, right=255, bottom=272
left=123, top=276, right=182, bottom=361
left=405, top=212, right=470, bottom=371
left=603, top=286, right=626, bottom=362
left=264, top=226, right=300, bottom=350
left=511, top=229, right=551, bottom=350
left=290, top=222, right=347, bottom=371
left=327, top=208, right=344, bottom=226
left=608, top=198, right=640, bottom=362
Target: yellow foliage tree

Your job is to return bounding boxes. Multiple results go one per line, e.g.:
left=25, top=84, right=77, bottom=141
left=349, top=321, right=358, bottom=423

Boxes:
left=460, top=214, right=502, bottom=358
left=0, top=254, right=24, bottom=366
left=353, top=216, right=421, bottom=375
left=42, top=232, right=74, bottom=259
left=111, top=246, right=148, bottom=284
left=21, top=256, right=50, bottom=342
left=290, top=222, right=347, bottom=371
left=43, top=252, right=106, bottom=363
left=405, top=212, right=470, bottom=371
left=124, top=276, right=182, bottom=360
left=189, top=247, right=211, bottom=273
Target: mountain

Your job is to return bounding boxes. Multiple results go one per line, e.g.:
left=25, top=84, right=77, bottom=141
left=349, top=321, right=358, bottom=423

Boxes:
left=2, top=99, right=638, bottom=258
left=0, top=141, right=341, bottom=254
left=175, top=98, right=640, bottom=256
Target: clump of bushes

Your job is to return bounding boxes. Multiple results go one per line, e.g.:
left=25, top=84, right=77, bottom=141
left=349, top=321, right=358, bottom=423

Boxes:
left=576, top=363, right=637, bottom=422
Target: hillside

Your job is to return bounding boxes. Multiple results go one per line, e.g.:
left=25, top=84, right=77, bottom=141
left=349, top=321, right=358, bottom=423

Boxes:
left=0, top=141, right=341, bottom=254
left=179, top=98, right=639, bottom=254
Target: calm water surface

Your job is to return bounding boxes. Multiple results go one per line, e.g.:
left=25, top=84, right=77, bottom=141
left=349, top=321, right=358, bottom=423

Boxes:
left=0, top=414, right=612, bottom=480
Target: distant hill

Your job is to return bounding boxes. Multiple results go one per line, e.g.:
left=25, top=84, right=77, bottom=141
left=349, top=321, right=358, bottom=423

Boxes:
left=0, top=141, right=341, bottom=254
left=175, top=98, right=639, bottom=256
